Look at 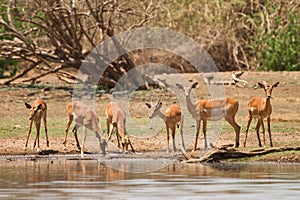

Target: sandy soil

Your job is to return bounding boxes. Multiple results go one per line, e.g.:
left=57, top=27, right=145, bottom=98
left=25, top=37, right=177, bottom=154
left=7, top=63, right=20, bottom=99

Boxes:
left=0, top=71, right=299, bottom=162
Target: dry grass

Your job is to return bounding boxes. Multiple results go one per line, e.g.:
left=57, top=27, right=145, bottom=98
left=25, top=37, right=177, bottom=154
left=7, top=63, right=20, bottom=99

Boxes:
left=0, top=71, right=299, bottom=159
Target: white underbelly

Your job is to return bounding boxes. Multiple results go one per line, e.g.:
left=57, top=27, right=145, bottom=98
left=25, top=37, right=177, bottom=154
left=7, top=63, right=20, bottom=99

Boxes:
left=203, top=108, right=225, bottom=121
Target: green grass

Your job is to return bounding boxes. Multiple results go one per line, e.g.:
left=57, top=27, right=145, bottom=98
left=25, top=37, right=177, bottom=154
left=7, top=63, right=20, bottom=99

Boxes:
left=0, top=118, right=27, bottom=138
left=0, top=116, right=66, bottom=139
left=228, top=151, right=300, bottom=163
left=1, top=110, right=298, bottom=143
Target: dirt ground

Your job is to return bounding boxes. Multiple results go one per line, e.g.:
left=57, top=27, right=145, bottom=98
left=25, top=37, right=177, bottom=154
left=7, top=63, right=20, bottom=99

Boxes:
left=0, top=71, right=299, bottom=162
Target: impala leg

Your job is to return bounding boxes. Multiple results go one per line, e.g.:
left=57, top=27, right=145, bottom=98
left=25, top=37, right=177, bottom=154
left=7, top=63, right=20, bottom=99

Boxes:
left=100, top=137, right=107, bottom=156
left=255, top=118, right=262, bottom=147
left=106, top=118, right=112, bottom=139
left=192, top=120, right=201, bottom=152
left=267, top=117, right=273, bottom=147
left=115, top=127, right=121, bottom=149
left=166, top=124, right=170, bottom=153
left=203, top=120, right=208, bottom=149
left=226, top=117, right=241, bottom=148
left=244, top=112, right=253, bottom=147
left=94, top=130, right=105, bottom=155
left=81, top=126, right=87, bottom=158
left=63, top=114, right=73, bottom=149
left=179, top=116, right=186, bottom=150
left=43, top=112, right=49, bottom=149
left=72, top=125, right=81, bottom=150
left=25, top=120, right=33, bottom=151
left=107, top=126, right=113, bottom=142
left=125, top=138, right=130, bottom=153
left=33, top=121, right=41, bottom=152
left=261, top=118, right=266, bottom=146
left=129, top=139, right=135, bottom=153
left=171, top=125, right=176, bottom=152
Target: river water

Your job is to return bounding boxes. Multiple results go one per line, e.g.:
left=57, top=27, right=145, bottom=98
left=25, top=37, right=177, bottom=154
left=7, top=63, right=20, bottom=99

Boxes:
left=0, top=155, right=300, bottom=199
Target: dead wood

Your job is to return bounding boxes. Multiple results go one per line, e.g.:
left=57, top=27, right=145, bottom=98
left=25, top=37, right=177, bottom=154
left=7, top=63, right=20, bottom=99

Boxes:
left=3, top=60, right=42, bottom=85
left=183, top=146, right=300, bottom=163
left=207, top=71, right=247, bottom=87
left=0, top=0, right=162, bottom=87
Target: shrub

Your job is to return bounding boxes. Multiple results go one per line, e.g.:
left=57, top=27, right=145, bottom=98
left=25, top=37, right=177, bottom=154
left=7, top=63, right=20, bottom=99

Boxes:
left=259, top=11, right=300, bottom=71
left=0, top=59, right=18, bottom=78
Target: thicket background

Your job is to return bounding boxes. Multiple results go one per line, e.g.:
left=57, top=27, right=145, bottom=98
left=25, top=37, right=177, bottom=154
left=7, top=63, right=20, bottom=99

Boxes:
left=0, top=0, right=299, bottom=85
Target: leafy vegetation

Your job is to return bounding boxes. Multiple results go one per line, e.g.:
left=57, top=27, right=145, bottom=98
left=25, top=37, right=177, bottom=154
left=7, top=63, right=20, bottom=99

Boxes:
left=0, top=59, right=18, bottom=78
left=0, top=0, right=299, bottom=84
left=258, top=11, right=300, bottom=71
left=0, top=3, right=19, bottom=78
left=164, top=0, right=299, bottom=71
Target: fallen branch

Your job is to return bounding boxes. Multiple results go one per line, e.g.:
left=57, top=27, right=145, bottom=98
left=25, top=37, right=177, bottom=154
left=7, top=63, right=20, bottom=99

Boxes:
left=183, top=146, right=300, bottom=163
left=3, top=60, right=42, bottom=85
left=208, top=71, right=247, bottom=87
left=231, top=71, right=247, bottom=86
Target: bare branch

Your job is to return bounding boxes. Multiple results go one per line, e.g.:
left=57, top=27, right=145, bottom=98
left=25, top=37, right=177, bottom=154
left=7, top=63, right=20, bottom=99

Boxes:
left=0, top=0, right=163, bottom=86
left=3, top=60, right=42, bottom=85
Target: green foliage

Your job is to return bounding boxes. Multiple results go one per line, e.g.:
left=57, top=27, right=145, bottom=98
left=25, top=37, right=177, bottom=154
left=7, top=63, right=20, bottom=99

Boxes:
left=259, top=11, right=300, bottom=71
left=0, top=2, right=20, bottom=78
left=0, top=59, right=18, bottom=78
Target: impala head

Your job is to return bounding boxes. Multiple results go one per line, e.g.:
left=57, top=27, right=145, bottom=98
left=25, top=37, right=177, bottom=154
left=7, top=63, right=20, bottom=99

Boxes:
left=145, top=97, right=162, bottom=119
left=176, top=82, right=198, bottom=97
left=25, top=102, right=42, bottom=120
left=121, top=135, right=130, bottom=152
left=258, top=81, right=279, bottom=99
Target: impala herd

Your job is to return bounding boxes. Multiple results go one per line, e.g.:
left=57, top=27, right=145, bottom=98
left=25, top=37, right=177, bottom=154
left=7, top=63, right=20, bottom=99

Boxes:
left=24, top=81, right=279, bottom=157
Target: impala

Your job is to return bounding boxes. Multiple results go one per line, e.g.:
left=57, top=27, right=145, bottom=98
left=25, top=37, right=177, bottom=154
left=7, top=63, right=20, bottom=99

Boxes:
left=105, top=102, right=135, bottom=153
left=24, top=98, right=49, bottom=152
left=145, top=98, right=184, bottom=153
left=177, top=82, right=240, bottom=151
left=64, top=101, right=107, bottom=157
left=244, top=81, right=279, bottom=147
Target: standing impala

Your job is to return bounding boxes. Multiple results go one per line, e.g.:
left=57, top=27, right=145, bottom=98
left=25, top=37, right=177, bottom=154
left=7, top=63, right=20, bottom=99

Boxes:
left=64, top=101, right=107, bottom=157
left=105, top=102, right=135, bottom=153
left=63, top=102, right=81, bottom=151
left=145, top=98, right=184, bottom=153
left=244, top=81, right=279, bottom=147
left=24, top=98, right=49, bottom=152
left=176, top=82, right=240, bottom=151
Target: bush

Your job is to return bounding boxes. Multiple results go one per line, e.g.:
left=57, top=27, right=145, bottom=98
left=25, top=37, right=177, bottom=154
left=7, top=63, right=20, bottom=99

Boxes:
left=0, top=59, right=18, bottom=78
left=259, top=11, right=300, bottom=71
left=0, top=3, right=19, bottom=78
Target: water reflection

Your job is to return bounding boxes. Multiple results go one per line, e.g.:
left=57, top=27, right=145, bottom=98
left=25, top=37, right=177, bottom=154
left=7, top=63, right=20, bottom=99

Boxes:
left=0, top=157, right=300, bottom=199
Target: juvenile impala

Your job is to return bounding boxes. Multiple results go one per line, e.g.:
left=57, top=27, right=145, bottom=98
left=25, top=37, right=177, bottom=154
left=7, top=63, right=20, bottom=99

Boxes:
left=244, top=81, right=279, bottom=147
left=105, top=102, right=135, bottom=153
left=145, top=98, right=184, bottom=153
left=64, top=101, right=107, bottom=157
left=177, top=82, right=240, bottom=151
left=24, top=98, right=49, bottom=152
left=63, top=102, right=81, bottom=151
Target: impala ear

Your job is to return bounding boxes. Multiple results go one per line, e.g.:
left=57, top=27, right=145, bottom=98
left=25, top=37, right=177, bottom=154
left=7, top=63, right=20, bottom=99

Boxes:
left=176, top=83, right=184, bottom=90
left=145, top=103, right=151, bottom=108
left=157, top=97, right=162, bottom=104
left=37, top=104, right=42, bottom=110
left=25, top=102, right=32, bottom=109
left=272, top=82, right=279, bottom=88
left=257, top=82, right=265, bottom=88
left=157, top=102, right=162, bottom=108
left=191, top=82, right=198, bottom=88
